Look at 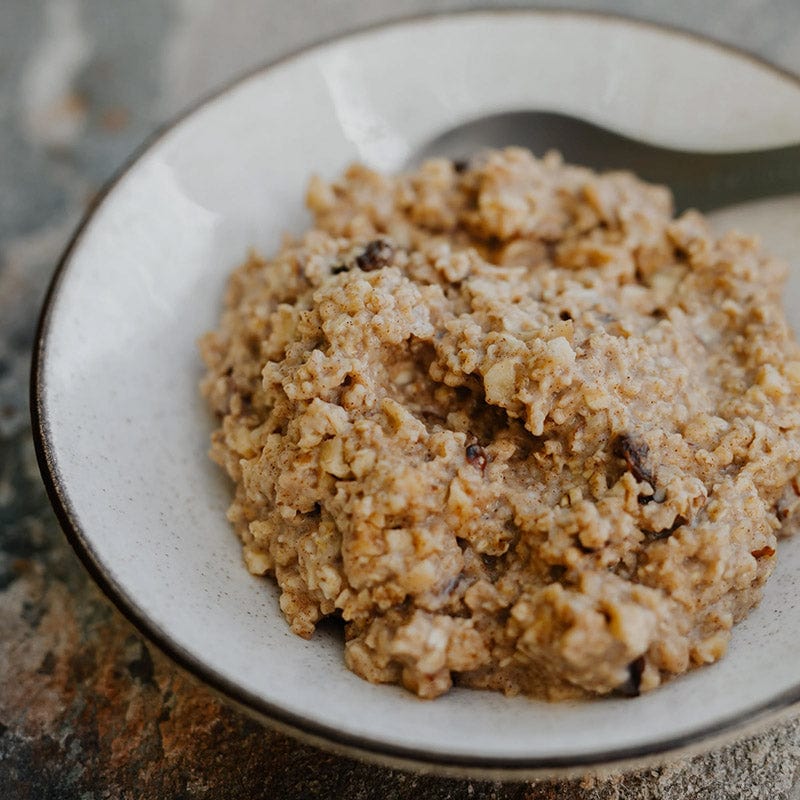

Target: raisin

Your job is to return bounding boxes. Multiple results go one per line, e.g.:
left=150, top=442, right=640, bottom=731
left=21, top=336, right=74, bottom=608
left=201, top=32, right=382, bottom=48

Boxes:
left=486, top=235, right=501, bottom=250
left=452, top=159, right=469, bottom=174
left=614, top=655, right=646, bottom=698
left=466, top=443, right=488, bottom=471
left=644, top=515, right=687, bottom=542
left=613, top=433, right=655, bottom=487
left=549, top=564, right=567, bottom=581
left=356, top=239, right=393, bottom=272
left=559, top=310, right=573, bottom=321
left=751, top=545, right=776, bottom=559
left=331, top=263, right=349, bottom=275
left=481, top=553, right=502, bottom=580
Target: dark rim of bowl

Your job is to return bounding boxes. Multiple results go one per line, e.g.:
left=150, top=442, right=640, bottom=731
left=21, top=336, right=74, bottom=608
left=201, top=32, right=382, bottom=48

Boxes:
left=30, top=7, right=800, bottom=777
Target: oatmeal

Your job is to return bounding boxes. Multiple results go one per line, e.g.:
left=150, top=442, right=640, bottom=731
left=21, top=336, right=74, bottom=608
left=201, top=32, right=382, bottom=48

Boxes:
left=200, top=148, right=800, bottom=700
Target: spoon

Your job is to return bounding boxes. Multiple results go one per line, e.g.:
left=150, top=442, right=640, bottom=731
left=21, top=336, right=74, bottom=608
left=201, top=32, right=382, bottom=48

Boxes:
left=413, top=110, right=800, bottom=213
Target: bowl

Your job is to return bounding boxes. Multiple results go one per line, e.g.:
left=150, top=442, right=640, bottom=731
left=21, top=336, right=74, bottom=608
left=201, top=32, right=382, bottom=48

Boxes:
left=32, top=9, right=800, bottom=777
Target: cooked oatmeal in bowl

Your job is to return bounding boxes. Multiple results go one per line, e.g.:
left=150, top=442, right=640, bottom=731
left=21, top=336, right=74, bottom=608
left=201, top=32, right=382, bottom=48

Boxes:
left=200, top=147, right=800, bottom=701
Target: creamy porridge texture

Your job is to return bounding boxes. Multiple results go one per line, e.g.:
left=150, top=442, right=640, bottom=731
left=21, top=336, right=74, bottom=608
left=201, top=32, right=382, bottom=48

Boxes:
left=200, top=148, right=800, bottom=700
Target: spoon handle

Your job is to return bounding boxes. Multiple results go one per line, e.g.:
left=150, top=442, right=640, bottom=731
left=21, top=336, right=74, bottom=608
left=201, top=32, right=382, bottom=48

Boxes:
left=645, top=144, right=800, bottom=213
left=536, top=114, right=800, bottom=212
left=416, top=111, right=800, bottom=213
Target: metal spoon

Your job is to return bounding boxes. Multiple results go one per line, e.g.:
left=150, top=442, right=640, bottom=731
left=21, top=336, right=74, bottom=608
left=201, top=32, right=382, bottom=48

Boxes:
left=413, top=110, right=800, bottom=213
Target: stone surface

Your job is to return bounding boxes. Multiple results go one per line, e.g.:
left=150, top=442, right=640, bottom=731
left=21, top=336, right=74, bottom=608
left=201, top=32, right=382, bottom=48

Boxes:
left=3, top=1, right=800, bottom=798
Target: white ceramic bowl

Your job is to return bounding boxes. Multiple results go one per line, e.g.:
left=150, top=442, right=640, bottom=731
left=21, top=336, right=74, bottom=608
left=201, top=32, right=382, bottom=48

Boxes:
left=32, top=10, right=800, bottom=777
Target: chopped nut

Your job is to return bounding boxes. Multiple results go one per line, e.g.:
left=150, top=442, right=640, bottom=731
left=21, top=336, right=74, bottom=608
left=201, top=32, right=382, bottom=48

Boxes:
left=614, top=655, right=646, bottom=698
left=483, top=359, right=517, bottom=403
left=319, top=437, right=352, bottom=478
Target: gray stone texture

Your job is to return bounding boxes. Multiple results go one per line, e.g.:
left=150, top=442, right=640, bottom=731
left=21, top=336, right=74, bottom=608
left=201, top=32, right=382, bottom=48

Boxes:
left=3, top=1, right=800, bottom=797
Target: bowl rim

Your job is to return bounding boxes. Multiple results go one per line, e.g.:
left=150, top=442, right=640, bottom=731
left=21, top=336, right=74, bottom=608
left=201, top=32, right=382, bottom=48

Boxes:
left=29, top=6, right=800, bottom=778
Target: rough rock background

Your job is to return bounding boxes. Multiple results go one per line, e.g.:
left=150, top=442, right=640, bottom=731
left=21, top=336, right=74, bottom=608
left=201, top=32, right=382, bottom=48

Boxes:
left=3, top=1, right=800, bottom=797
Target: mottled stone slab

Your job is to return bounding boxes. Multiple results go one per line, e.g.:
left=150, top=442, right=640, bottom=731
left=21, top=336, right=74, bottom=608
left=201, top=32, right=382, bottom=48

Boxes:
left=3, top=1, right=800, bottom=797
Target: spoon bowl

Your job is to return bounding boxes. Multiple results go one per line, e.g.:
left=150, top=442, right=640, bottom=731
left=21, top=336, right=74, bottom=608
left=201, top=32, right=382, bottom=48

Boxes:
left=413, top=110, right=800, bottom=212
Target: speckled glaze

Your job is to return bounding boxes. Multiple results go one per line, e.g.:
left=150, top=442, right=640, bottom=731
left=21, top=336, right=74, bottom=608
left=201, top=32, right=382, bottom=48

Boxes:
left=31, top=9, right=800, bottom=777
